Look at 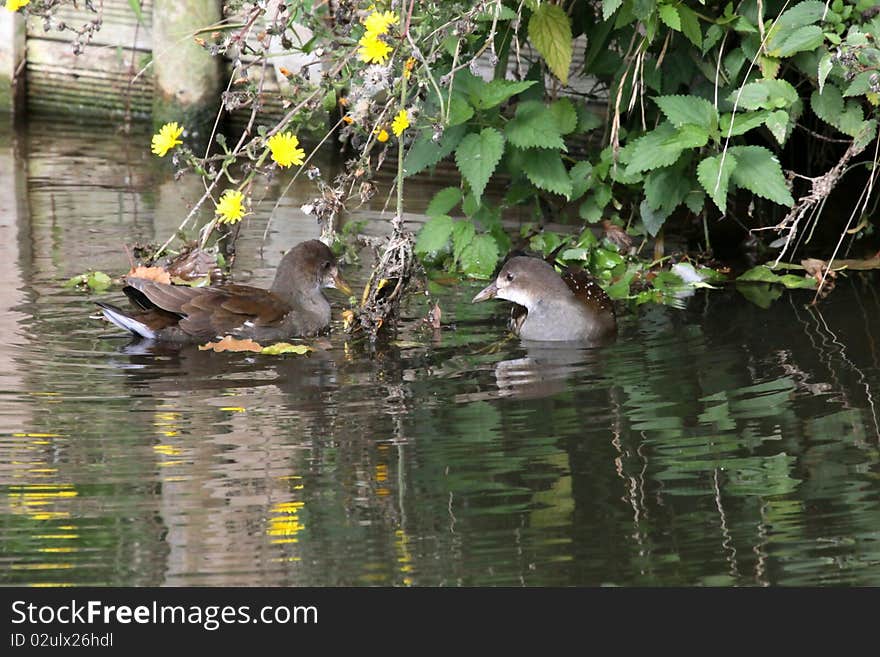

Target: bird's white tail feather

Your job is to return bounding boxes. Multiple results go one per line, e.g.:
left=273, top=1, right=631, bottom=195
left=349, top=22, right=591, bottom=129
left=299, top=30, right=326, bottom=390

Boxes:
left=99, top=305, right=156, bottom=339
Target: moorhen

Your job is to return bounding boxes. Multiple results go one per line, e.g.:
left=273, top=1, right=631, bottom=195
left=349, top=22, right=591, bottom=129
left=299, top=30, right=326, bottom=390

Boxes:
left=97, top=240, right=352, bottom=343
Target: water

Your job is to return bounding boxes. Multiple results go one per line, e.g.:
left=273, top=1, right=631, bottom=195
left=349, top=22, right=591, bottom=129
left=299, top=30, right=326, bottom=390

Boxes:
left=2, top=119, right=880, bottom=587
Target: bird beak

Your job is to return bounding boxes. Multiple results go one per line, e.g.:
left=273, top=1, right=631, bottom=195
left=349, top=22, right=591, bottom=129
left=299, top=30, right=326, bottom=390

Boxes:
left=472, top=280, right=498, bottom=303
left=330, top=270, right=353, bottom=296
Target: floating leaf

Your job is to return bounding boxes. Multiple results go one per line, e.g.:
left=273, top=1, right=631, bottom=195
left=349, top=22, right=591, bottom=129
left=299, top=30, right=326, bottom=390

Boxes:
left=455, top=128, right=505, bottom=202
left=200, top=336, right=264, bottom=353
left=261, top=343, right=313, bottom=355
left=529, top=3, right=573, bottom=84
left=65, top=271, right=113, bottom=293
left=737, top=265, right=816, bottom=289
left=127, top=265, right=171, bottom=285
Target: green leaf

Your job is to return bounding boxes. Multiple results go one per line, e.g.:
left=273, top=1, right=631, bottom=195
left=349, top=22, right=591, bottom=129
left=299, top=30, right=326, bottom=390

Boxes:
left=853, top=119, right=878, bottom=153
left=549, top=98, right=578, bottom=134
left=818, top=52, right=834, bottom=94
left=475, top=5, right=517, bottom=21
left=127, top=0, right=144, bottom=25
left=85, top=271, right=112, bottom=292
left=764, top=110, right=790, bottom=145
left=659, top=4, right=680, bottom=31
left=844, top=71, right=873, bottom=98
left=602, top=0, right=623, bottom=21
left=768, top=25, right=824, bottom=58
left=640, top=199, right=670, bottom=237
left=522, top=149, right=574, bottom=199
left=455, top=128, right=505, bottom=202
left=737, top=265, right=817, bottom=289
left=451, top=220, right=476, bottom=264
left=728, top=145, right=794, bottom=207
left=569, top=161, right=593, bottom=200
left=677, top=4, right=702, bottom=49
left=644, top=165, right=690, bottom=214
left=626, top=122, right=706, bottom=175
left=697, top=152, right=737, bottom=212
left=447, top=96, right=474, bottom=126
left=261, top=343, right=313, bottom=355
left=473, top=79, right=537, bottom=110
left=529, top=3, right=573, bottom=84
left=404, top=124, right=466, bottom=178
left=731, top=79, right=799, bottom=110
left=760, top=55, right=781, bottom=80
left=811, top=85, right=844, bottom=128
left=654, top=94, right=718, bottom=131
left=426, top=187, right=462, bottom=217
left=685, top=189, right=706, bottom=215
left=720, top=110, right=771, bottom=136
left=504, top=101, right=566, bottom=150
left=414, top=215, right=454, bottom=254
left=459, top=234, right=500, bottom=279
left=838, top=101, right=865, bottom=137
left=575, top=103, right=603, bottom=133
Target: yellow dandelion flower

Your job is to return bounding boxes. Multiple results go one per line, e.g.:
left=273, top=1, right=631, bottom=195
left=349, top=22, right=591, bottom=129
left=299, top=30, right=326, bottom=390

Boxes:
left=342, top=115, right=354, bottom=125
left=358, top=32, right=392, bottom=65
left=392, top=109, right=409, bottom=137
left=363, top=10, right=399, bottom=37
left=376, top=128, right=389, bottom=143
left=404, top=57, right=416, bottom=80
left=215, top=189, right=247, bottom=224
left=267, top=132, right=305, bottom=168
left=5, top=0, right=29, bottom=11
left=151, top=122, right=184, bottom=157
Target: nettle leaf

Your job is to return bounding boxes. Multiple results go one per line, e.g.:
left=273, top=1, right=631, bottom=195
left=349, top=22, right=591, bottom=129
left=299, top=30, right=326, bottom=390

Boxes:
left=575, top=103, right=603, bottom=133
left=522, top=149, right=574, bottom=199
left=459, top=234, right=499, bottom=279
left=818, top=52, right=834, bottom=94
left=728, top=145, right=794, bottom=207
left=426, top=187, right=462, bottom=218
left=765, top=110, right=790, bottom=145
left=414, top=215, right=454, bottom=255
left=447, top=96, right=474, bottom=126
left=455, top=128, right=505, bottom=202
left=853, top=119, right=878, bottom=153
left=677, top=4, right=702, bottom=49
left=838, top=101, right=865, bottom=138
left=451, top=220, right=476, bottom=264
left=505, top=101, right=566, bottom=150
left=685, top=189, right=706, bottom=215
left=640, top=199, right=670, bottom=237
left=654, top=95, right=718, bottom=131
left=626, top=122, right=707, bottom=175
left=404, top=124, right=466, bottom=178
left=644, top=165, right=690, bottom=214
left=569, top=161, right=594, bottom=200
left=529, top=3, right=573, bottom=84
left=844, top=71, right=873, bottom=98
left=768, top=25, right=824, bottom=58
left=720, top=110, right=771, bottom=136
left=602, top=0, right=623, bottom=21
left=549, top=98, right=578, bottom=134
left=473, top=79, right=537, bottom=110
left=659, top=4, right=680, bottom=31
left=760, top=55, right=781, bottom=80
left=731, top=79, right=798, bottom=110
left=697, top=152, right=737, bottom=212
left=811, top=85, right=844, bottom=128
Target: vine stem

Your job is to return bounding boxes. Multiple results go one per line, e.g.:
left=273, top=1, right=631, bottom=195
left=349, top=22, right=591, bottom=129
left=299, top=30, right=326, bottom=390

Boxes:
left=396, top=74, right=407, bottom=221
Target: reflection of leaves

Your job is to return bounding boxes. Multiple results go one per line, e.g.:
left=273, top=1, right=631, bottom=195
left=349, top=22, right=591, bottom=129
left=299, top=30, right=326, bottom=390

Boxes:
left=736, top=282, right=783, bottom=308
left=724, top=453, right=800, bottom=497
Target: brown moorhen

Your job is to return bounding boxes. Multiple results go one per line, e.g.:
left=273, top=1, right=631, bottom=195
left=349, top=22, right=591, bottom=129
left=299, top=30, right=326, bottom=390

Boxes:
left=472, top=256, right=616, bottom=342
left=97, top=240, right=352, bottom=343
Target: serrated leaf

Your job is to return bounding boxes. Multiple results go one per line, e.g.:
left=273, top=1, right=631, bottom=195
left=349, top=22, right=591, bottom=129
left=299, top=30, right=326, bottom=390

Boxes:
left=473, top=79, right=537, bottom=110
left=602, top=0, right=623, bottom=22
left=853, top=119, right=878, bottom=153
left=685, top=189, right=706, bottom=215
left=728, top=145, right=794, bottom=207
left=644, top=166, right=690, bottom=214
left=764, top=110, right=790, bottom=145
left=640, top=199, right=671, bottom=237
left=659, top=4, right=680, bottom=31
left=426, top=187, right=462, bottom=217
left=575, top=103, right=603, bottom=133
left=504, top=101, right=566, bottom=150
left=475, top=5, right=517, bottom=21
left=678, top=4, right=702, bottom=49
left=414, top=215, right=454, bottom=254
left=654, top=94, right=718, bottom=131
left=459, top=234, right=499, bottom=279
left=697, top=153, right=737, bottom=212
left=768, top=25, right=824, bottom=58
left=759, top=55, right=780, bottom=80
left=818, top=52, right=834, bottom=94
left=549, top=98, right=577, bottom=134
left=811, top=85, right=844, bottom=129
left=451, top=220, right=476, bottom=264
left=455, top=128, right=505, bottom=202
left=731, top=79, right=798, bottom=110
left=529, top=3, right=573, bottom=84
left=720, top=110, right=771, bottom=136
left=447, top=96, right=474, bottom=126
left=662, top=123, right=710, bottom=149
left=522, top=149, right=574, bottom=198
left=844, top=71, right=873, bottom=98
left=404, top=124, right=466, bottom=177
left=569, top=161, right=593, bottom=200
left=838, top=101, right=865, bottom=137
left=626, top=122, right=706, bottom=175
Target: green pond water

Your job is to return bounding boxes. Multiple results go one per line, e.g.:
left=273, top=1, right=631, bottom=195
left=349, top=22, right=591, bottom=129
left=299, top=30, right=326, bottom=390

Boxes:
left=1, top=119, right=879, bottom=587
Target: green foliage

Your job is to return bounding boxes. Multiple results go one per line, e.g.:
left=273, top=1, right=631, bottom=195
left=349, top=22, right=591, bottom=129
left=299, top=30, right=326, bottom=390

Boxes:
left=528, top=3, right=573, bottom=84
left=65, top=271, right=113, bottom=293
left=455, top=128, right=505, bottom=202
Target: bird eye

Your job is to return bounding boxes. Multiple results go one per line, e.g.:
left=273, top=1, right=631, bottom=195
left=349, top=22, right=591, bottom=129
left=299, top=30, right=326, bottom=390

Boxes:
left=322, top=261, right=332, bottom=270
left=506, top=272, right=514, bottom=282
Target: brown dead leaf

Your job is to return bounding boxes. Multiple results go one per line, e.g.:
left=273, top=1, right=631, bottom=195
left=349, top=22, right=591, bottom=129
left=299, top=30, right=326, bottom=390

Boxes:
left=127, top=265, right=171, bottom=285
left=199, top=336, right=263, bottom=353
left=801, top=258, right=836, bottom=300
